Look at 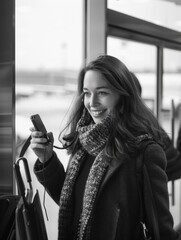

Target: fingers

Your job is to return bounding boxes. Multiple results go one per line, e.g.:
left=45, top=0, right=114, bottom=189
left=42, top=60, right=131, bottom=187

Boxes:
left=31, top=136, right=47, bottom=144
left=30, top=129, right=54, bottom=148
left=29, top=128, right=53, bottom=163
left=30, top=127, right=54, bottom=141
left=31, top=130, right=45, bottom=138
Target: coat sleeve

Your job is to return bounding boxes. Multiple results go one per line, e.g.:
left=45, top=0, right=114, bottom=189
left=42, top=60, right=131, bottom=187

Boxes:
left=34, top=151, right=66, bottom=205
left=144, top=143, right=181, bottom=240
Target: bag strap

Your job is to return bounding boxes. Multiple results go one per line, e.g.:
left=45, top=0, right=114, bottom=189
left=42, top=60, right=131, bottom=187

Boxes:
left=14, top=135, right=33, bottom=204
left=136, top=140, right=160, bottom=240
left=14, top=157, right=33, bottom=205
left=19, top=135, right=32, bottom=158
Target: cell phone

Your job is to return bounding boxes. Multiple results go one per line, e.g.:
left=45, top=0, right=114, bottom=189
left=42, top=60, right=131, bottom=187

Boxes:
left=30, top=114, right=47, bottom=137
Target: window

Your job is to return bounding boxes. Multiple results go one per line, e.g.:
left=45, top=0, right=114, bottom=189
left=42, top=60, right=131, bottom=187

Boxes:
left=107, top=36, right=157, bottom=113
left=162, top=48, right=181, bottom=140
left=108, top=0, right=181, bottom=32
left=16, top=1, right=84, bottom=238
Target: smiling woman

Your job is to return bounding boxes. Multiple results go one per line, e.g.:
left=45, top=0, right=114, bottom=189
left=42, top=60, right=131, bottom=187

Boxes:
left=30, top=55, right=181, bottom=240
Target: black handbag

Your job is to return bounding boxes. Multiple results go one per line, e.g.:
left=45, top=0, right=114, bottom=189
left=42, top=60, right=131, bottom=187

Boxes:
left=14, top=136, right=48, bottom=240
left=0, top=194, right=20, bottom=240
left=136, top=140, right=160, bottom=240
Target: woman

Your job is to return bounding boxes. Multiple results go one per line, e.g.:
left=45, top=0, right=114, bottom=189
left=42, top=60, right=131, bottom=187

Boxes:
left=30, top=55, right=181, bottom=240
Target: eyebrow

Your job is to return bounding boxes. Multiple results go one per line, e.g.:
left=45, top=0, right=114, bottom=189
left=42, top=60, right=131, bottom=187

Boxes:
left=83, top=86, right=109, bottom=90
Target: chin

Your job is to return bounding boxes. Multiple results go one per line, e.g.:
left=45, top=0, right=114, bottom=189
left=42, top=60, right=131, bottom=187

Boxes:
left=93, top=119, right=102, bottom=124
left=93, top=116, right=106, bottom=124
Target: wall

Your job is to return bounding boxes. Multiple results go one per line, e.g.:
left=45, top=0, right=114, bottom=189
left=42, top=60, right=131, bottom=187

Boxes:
left=0, top=0, right=15, bottom=194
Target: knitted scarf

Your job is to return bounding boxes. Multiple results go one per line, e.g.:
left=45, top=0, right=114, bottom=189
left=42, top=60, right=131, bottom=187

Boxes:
left=58, top=111, right=113, bottom=240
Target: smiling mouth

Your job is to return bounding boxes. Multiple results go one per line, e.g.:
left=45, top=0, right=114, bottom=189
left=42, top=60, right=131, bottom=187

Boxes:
left=90, top=109, right=106, bottom=118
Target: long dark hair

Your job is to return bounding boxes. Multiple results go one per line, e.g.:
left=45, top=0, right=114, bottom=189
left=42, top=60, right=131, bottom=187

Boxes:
left=59, top=55, right=163, bottom=157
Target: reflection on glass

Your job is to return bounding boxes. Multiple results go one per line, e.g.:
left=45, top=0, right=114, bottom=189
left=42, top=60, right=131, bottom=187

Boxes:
left=16, top=0, right=84, bottom=239
left=107, top=36, right=157, bottom=114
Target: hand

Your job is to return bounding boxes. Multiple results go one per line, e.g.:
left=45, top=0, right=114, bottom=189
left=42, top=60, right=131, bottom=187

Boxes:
left=30, top=127, right=54, bottom=163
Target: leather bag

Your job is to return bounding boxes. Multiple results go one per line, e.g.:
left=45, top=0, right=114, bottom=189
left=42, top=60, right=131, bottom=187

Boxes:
left=0, top=195, right=20, bottom=240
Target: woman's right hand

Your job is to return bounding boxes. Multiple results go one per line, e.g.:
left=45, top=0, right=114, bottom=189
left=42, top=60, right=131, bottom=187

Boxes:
left=30, top=127, right=54, bottom=163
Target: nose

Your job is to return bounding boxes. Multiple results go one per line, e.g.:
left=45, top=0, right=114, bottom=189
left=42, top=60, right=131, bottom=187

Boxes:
left=89, top=93, right=99, bottom=107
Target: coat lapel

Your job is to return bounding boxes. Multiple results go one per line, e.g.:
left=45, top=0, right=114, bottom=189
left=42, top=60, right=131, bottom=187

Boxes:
left=98, top=156, right=125, bottom=196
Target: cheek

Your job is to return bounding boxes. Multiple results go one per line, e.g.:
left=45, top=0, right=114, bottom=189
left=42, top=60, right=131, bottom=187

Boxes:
left=108, top=96, right=120, bottom=109
left=109, top=102, right=117, bottom=111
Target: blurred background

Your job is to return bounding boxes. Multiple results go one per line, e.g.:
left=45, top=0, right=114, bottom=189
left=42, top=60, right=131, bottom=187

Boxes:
left=0, top=0, right=181, bottom=239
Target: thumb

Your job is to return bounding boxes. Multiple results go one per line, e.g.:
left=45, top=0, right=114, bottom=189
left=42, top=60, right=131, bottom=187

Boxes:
left=47, top=132, right=54, bottom=143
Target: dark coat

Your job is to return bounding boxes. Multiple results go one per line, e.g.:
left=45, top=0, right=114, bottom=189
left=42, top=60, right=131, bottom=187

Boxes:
left=34, top=142, right=181, bottom=240
left=165, top=126, right=181, bottom=181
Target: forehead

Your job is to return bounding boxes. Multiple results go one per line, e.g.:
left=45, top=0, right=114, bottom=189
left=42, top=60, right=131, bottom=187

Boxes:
left=83, top=70, right=109, bottom=89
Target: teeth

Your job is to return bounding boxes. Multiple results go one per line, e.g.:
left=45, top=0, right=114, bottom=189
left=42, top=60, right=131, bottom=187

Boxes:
left=91, top=110, right=104, bottom=117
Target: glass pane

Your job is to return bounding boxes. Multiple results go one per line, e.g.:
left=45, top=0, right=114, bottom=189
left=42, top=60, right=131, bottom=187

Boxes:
left=162, top=49, right=181, bottom=140
left=15, top=0, right=84, bottom=239
left=108, top=0, right=181, bottom=32
left=162, top=49, right=181, bottom=227
left=107, top=36, right=157, bottom=114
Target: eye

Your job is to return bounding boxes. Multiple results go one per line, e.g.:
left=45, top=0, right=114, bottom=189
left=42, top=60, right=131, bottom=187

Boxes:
left=83, top=91, right=90, bottom=97
left=98, top=91, right=108, bottom=96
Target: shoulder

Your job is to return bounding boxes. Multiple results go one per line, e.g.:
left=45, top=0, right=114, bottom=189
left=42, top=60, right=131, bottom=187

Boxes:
left=144, top=142, right=167, bottom=170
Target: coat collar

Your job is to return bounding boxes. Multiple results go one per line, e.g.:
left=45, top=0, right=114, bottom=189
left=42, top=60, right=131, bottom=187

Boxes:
left=98, top=155, right=125, bottom=197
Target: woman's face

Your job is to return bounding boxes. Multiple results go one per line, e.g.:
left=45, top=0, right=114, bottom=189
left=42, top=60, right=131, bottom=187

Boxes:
left=83, top=70, right=120, bottom=124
